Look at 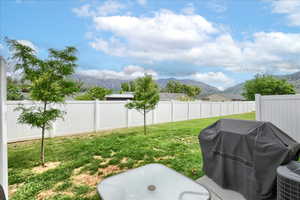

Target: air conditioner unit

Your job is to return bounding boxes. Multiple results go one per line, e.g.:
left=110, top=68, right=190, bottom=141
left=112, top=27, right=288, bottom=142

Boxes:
left=277, top=161, right=300, bottom=200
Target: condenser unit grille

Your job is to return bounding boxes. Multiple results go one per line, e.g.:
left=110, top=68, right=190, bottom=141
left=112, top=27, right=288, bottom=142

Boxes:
left=277, top=161, right=300, bottom=200
left=277, top=173, right=300, bottom=200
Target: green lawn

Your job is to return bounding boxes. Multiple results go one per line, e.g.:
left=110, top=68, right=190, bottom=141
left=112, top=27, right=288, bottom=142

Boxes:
left=8, top=112, right=255, bottom=200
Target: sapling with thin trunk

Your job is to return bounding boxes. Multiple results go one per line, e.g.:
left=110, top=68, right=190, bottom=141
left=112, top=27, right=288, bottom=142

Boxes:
left=7, top=39, right=79, bottom=166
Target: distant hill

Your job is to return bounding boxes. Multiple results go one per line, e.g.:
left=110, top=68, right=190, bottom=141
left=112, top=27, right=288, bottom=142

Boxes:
left=222, top=71, right=300, bottom=95
left=222, top=83, right=245, bottom=95
left=73, top=74, right=220, bottom=96
left=279, top=71, right=300, bottom=92
left=156, top=78, right=220, bottom=96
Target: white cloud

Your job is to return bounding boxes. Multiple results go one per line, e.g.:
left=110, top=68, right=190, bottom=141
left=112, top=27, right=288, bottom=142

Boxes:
left=97, top=0, right=125, bottom=16
left=73, top=0, right=125, bottom=17
left=90, top=9, right=226, bottom=63
left=17, top=40, right=38, bottom=52
left=190, top=72, right=235, bottom=90
left=78, top=65, right=157, bottom=80
left=136, top=0, right=147, bottom=6
left=241, top=32, right=300, bottom=73
left=74, top=5, right=300, bottom=74
left=72, top=4, right=93, bottom=17
left=269, top=0, right=300, bottom=26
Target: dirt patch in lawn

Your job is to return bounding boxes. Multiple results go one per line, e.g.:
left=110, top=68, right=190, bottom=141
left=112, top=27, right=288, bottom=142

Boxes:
left=100, top=158, right=112, bottom=165
left=9, top=183, right=24, bottom=198
left=71, top=165, right=124, bottom=187
left=99, top=165, right=121, bottom=176
left=32, top=161, right=61, bottom=174
left=73, top=166, right=85, bottom=175
left=93, top=155, right=103, bottom=160
left=133, top=160, right=144, bottom=167
left=72, top=172, right=102, bottom=187
left=37, top=189, right=74, bottom=200
left=154, top=156, right=175, bottom=161
left=121, top=157, right=128, bottom=163
left=36, top=189, right=55, bottom=200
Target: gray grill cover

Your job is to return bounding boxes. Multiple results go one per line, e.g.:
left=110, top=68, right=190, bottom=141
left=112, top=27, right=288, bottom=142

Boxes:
left=199, top=119, right=300, bottom=200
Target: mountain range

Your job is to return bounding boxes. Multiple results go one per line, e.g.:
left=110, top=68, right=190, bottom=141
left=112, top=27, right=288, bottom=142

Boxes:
left=73, top=74, right=220, bottom=96
left=73, top=70, right=300, bottom=96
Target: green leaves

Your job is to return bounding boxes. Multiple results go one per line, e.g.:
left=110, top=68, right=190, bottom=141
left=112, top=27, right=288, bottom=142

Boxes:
left=7, top=39, right=80, bottom=104
left=7, top=77, right=24, bottom=100
left=75, top=86, right=112, bottom=100
left=121, top=81, right=136, bottom=92
left=125, top=75, right=159, bottom=112
left=243, top=75, right=296, bottom=100
left=15, top=106, right=63, bottom=130
left=164, top=80, right=201, bottom=98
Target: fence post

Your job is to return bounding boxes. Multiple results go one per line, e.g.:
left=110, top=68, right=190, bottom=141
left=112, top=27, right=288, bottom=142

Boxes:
left=126, top=100, right=131, bottom=127
left=171, top=100, right=174, bottom=122
left=199, top=101, right=202, bottom=118
left=187, top=102, right=190, bottom=120
left=0, top=57, right=8, bottom=198
left=94, top=100, right=99, bottom=132
left=255, top=94, right=261, bottom=121
left=210, top=102, right=213, bottom=117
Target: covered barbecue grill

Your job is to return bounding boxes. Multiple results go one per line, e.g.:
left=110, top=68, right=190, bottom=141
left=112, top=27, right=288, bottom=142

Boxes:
left=199, top=119, right=300, bottom=200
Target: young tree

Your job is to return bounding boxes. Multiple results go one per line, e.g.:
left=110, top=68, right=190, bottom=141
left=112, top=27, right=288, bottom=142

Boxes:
left=182, top=85, right=201, bottom=98
left=75, top=86, right=112, bottom=100
left=121, top=82, right=130, bottom=92
left=7, top=39, right=79, bottom=166
left=165, top=80, right=183, bottom=93
left=243, top=75, right=296, bottom=100
left=126, top=75, right=159, bottom=135
left=121, top=81, right=136, bottom=92
left=165, top=80, right=201, bottom=99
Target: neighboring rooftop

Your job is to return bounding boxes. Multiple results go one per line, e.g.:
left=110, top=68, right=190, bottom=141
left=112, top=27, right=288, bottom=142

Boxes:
left=105, top=93, right=134, bottom=101
left=104, top=92, right=189, bottom=101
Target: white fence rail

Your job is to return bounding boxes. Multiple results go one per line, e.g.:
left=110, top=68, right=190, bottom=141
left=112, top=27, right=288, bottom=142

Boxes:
left=256, top=94, right=300, bottom=142
left=7, top=100, right=255, bottom=143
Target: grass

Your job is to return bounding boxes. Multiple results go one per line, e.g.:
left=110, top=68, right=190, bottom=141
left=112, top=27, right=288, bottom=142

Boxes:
left=8, top=112, right=255, bottom=200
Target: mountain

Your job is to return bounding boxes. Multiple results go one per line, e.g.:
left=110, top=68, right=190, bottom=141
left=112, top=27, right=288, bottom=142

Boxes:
left=73, top=74, right=220, bottom=96
left=222, top=71, right=300, bottom=95
left=156, top=78, right=220, bottom=96
left=222, top=83, right=245, bottom=95
left=279, top=71, right=300, bottom=92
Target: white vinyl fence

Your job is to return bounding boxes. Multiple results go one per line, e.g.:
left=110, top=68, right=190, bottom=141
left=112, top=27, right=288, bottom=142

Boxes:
left=256, top=94, right=300, bottom=142
left=7, top=100, right=255, bottom=143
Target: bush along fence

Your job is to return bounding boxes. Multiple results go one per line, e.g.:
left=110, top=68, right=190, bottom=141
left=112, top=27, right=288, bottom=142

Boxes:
left=7, top=100, right=255, bottom=143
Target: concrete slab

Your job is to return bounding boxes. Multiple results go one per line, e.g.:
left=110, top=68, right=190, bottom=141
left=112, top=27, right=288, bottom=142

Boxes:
left=197, top=176, right=246, bottom=200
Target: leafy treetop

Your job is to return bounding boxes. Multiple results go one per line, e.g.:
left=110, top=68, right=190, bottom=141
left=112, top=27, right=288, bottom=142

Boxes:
left=75, top=86, right=112, bottom=100
left=164, top=80, right=201, bottom=98
left=242, top=74, right=296, bottom=101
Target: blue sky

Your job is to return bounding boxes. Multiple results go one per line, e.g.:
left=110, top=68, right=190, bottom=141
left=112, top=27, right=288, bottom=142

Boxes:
left=1, top=0, right=300, bottom=90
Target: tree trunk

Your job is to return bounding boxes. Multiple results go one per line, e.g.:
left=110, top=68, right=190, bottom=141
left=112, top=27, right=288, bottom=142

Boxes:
left=143, top=108, right=147, bottom=135
left=41, top=125, right=45, bottom=167
left=41, top=101, right=47, bottom=167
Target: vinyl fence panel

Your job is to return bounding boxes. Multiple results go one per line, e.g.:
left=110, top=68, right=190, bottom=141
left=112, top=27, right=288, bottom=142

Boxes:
left=256, top=94, right=300, bottom=142
left=7, top=100, right=255, bottom=143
